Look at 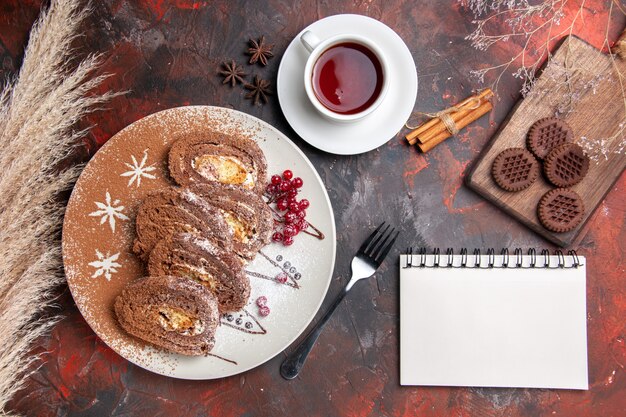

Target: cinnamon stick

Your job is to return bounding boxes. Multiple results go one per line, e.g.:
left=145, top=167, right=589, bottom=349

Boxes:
left=406, top=89, right=493, bottom=146
left=416, top=107, right=478, bottom=144
left=405, top=117, right=439, bottom=143
left=417, top=101, right=492, bottom=152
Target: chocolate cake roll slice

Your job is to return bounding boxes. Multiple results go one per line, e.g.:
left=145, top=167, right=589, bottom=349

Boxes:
left=133, top=187, right=233, bottom=261
left=168, top=131, right=268, bottom=195
left=186, top=183, right=273, bottom=260
left=114, top=275, right=219, bottom=356
left=149, top=232, right=251, bottom=312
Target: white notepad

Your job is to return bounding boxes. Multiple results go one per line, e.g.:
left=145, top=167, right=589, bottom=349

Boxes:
left=400, top=252, right=588, bottom=389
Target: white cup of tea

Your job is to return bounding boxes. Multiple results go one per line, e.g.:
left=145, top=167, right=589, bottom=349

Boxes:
left=300, top=30, right=390, bottom=123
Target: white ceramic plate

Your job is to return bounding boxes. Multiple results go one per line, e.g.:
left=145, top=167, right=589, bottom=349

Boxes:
left=277, top=14, right=418, bottom=155
left=62, top=106, right=336, bottom=379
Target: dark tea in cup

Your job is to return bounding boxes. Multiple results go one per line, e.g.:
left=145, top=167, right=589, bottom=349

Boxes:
left=311, top=42, right=384, bottom=115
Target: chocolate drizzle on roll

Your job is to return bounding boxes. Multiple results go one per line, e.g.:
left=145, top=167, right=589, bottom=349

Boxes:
left=149, top=233, right=251, bottom=312
left=114, top=275, right=220, bottom=356
left=168, top=132, right=268, bottom=195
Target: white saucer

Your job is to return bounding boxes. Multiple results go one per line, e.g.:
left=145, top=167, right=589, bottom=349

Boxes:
left=277, top=14, right=418, bottom=155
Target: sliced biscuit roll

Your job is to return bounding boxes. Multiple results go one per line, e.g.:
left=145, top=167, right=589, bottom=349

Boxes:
left=114, top=275, right=220, bottom=356
left=185, top=183, right=273, bottom=260
left=148, top=233, right=250, bottom=312
left=168, top=132, right=268, bottom=195
left=133, top=187, right=233, bottom=261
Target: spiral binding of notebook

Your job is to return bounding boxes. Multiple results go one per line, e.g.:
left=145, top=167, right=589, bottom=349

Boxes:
left=402, top=247, right=583, bottom=269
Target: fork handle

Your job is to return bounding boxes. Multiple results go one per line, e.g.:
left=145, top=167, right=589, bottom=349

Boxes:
left=280, top=286, right=348, bottom=380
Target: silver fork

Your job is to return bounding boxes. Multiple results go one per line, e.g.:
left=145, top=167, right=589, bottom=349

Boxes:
left=280, top=222, right=399, bottom=380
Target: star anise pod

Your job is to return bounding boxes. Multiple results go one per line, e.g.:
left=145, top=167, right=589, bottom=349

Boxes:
left=219, top=60, right=246, bottom=87
left=247, top=36, right=274, bottom=66
left=244, top=75, right=272, bottom=105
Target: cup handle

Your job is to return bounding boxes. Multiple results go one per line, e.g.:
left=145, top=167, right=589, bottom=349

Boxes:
left=300, top=31, right=321, bottom=53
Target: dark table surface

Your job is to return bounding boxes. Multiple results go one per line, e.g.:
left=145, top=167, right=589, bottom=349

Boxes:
left=2, top=1, right=625, bottom=416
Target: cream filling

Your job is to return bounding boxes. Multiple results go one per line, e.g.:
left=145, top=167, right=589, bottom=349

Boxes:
left=221, top=210, right=253, bottom=243
left=157, top=307, right=204, bottom=336
left=173, top=264, right=218, bottom=292
left=192, top=155, right=255, bottom=189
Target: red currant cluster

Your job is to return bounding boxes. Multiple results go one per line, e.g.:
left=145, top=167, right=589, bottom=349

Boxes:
left=265, top=169, right=310, bottom=246
left=256, top=296, right=270, bottom=316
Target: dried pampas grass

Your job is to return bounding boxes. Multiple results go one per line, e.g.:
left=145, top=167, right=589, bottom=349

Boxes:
left=0, top=1, right=118, bottom=414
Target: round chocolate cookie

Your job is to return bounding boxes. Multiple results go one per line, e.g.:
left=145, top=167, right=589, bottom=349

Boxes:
left=491, top=148, right=539, bottom=192
left=543, top=143, right=589, bottom=187
left=537, top=188, right=585, bottom=233
left=527, top=117, right=573, bottom=159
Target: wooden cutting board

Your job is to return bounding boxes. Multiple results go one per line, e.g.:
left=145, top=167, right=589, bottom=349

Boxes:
left=466, top=35, right=626, bottom=247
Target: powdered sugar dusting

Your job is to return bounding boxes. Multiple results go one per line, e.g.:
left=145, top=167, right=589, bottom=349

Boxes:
left=189, top=235, right=219, bottom=256
left=88, top=191, right=130, bottom=233
left=62, top=106, right=335, bottom=379
left=181, top=188, right=200, bottom=203
left=120, top=149, right=157, bottom=187
left=87, top=250, right=121, bottom=281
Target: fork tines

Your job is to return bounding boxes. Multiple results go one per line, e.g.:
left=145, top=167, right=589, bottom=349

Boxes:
left=358, top=222, right=399, bottom=265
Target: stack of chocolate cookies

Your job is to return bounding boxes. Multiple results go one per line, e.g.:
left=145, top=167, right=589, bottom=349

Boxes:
left=491, top=117, right=590, bottom=233
left=115, top=132, right=273, bottom=356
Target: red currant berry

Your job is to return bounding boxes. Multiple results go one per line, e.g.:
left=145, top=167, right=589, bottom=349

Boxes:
left=282, top=170, right=293, bottom=180
left=276, top=198, right=289, bottom=211
left=287, top=196, right=297, bottom=204
left=266, top=184, right=277, bottom=194
left=256, top=296, right=267, bottom=307
left=275, top=272, right=288, bottom=284
left=287, top=189, right=298, bottom=198
left=284, top=211, right=297, bottom=224
left=279, top=180, right=291, bottom=192
left=283, top=225, right=297, bottom=237
left=272, top=232, right=284, bottom=242
left=299, top=199, right=310, bottom=210
left=259, top=306, right=271, bottom=316
left=292, top=177, right=303, bottom=188
left=271, top=175, right=282, bottom=185
left=288, top=202, right=300, bottom=212
left=296, top=219, right=308, bottom=231
left=283, top=236, right=294, bottom=246
left=297, top=210, right=306, bottom=219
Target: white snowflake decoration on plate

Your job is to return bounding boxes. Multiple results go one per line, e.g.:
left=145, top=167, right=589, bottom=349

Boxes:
left=88, top=250, right=121, bottom=281
left=121, top=149, right=157, bottom=187
left=89, top=191, right=129, bottom=233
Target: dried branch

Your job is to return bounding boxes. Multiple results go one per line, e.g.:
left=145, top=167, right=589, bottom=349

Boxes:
left=463, top=0, right=574, bottom=94
left=461, top=0, right=626, bottom=162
